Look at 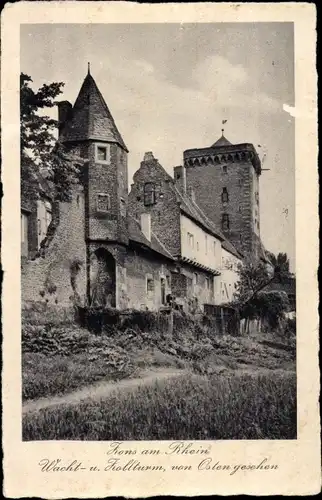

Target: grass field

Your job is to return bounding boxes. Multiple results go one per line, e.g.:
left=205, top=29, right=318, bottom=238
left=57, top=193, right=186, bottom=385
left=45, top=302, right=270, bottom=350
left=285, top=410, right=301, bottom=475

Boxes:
left=22, top=305, right=296, bottom=441
left=22, top=370, right=296, bottom=440
left=22, top=352, right=136, bottom=401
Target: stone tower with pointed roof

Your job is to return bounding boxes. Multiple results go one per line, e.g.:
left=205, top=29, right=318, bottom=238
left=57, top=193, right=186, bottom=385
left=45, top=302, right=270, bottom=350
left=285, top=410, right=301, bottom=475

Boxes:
left=57, top=69, right=129, bottom=306
left=183, top=133, right=262, bottom=259
left=58, top=69, right=129, bottom=247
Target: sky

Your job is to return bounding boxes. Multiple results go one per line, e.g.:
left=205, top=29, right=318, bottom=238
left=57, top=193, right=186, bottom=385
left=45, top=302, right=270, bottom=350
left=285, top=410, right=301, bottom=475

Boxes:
left=21, top=23, right=295, bottom=270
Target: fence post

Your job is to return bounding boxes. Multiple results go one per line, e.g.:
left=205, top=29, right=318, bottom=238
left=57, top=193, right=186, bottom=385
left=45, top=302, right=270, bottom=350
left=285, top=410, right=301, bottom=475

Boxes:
left=168, top=307, right=174, bottom=337
left=220, top=307, right=225, bottom=335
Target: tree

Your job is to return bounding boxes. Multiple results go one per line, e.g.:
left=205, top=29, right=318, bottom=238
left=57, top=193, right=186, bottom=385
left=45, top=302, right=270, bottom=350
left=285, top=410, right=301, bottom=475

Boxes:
left=234, top=258, right=289, bottom=332
left=266, top=251, right=291, bottom=280
left=234, top=258, right=273, bottom=306
left=20, top=73, right=83, bottom=201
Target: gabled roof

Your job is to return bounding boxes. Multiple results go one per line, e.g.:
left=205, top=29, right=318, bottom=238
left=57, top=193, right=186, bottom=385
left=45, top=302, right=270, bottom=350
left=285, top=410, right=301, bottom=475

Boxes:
left=128, top=216, right=174, bottom=261
left=60, top=72, right=128, bottom=151
left=211, top=134, right=232, bottom=148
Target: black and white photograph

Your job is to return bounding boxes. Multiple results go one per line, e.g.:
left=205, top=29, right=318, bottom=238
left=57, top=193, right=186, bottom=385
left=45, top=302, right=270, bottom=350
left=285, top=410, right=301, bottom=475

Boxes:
left=1, top=2, right=320, bottom=497
left=19, top=21, right=298, bottom=441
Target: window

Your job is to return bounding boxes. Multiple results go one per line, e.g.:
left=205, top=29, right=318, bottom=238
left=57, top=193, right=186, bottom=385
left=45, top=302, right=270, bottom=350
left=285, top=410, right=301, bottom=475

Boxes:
left=222, top=213, right=230, bottom=231
left=95, top=144, right=110, bottom=164
left=206, top=277, right=211, bottom=290
left=196, top=241, right=199, bottom=251
left=146, top=277, right=154, bottom=294
left=222, top=165, right=227, bottom=174
left=97, top=193, right=111, bottom=212
left=187, top=232, right=194, bottom=248
left=213, top=241, right=217, bottom=256
left=193, top=273, right=198, bottom=286
left=221, top=187, right=229, bottom=203
left=144, top=182, right=156, bottom=206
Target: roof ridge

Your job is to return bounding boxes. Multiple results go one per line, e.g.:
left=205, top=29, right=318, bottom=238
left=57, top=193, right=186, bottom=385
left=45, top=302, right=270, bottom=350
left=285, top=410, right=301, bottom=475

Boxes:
left=150, top=230, right=175, bottom=260
left=61, top=72, right=128, bottom=151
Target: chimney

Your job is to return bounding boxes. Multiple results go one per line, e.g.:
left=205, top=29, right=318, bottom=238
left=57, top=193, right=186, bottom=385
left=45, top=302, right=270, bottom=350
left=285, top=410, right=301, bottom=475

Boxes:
left=57, top=101, right=72, bottom=134
left=143, top=151, right=155, bottom=161
left=141, top=213, right=151, bottom=242
left=173, top=165, right=187, bottom=194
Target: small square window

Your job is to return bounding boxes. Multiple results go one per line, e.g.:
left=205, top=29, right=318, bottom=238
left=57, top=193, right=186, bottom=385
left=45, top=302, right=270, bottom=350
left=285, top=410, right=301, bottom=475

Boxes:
left=222, top=165, right=228, bottom=174
left=96, top=144, right=110, bottom=163
left=97, top=193, right=111, bottom=212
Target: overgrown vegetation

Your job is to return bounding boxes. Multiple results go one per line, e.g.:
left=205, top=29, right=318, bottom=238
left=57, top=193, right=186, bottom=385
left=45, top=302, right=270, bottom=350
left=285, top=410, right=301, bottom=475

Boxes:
left=234, top=257, right=291, bottom=331
left=22, top=303, right=296, bottom=402
left=22, top=371, right=296, bottom=441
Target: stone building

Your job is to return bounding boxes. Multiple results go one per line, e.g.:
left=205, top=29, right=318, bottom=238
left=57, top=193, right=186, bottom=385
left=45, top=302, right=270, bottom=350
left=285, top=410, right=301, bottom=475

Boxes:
left=20, top=69, right=265, bottom=312
left=182, top=133, right=264, bottom=259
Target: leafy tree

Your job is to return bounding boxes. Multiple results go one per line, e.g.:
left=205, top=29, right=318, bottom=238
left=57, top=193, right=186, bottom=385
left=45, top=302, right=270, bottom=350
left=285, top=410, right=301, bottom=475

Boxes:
left=266, top=251, right=291, bottom=280
left=234, top=258, right=273, bottom=306
left=20, top=73, right=83, bottom=201
left=233, top=258, right=289, bottom=331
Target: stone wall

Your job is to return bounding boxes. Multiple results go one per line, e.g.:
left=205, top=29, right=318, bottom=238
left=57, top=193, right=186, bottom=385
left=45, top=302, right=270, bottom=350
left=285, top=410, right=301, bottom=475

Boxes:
left=125, top=247, right=172, bottom=311
left=128, top=155, right=181, bottom=257
left=87, top=142, right=129, bottom=245
left=171, top=264, right=216, bottom=312
left=21, top=187, right=86, bottom=307
left=185, top=158, right=260, bottom=257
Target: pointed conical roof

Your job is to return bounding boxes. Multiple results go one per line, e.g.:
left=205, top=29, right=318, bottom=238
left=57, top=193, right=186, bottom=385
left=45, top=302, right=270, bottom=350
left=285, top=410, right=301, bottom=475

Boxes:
left=60, top=72, right=128, bottom=151
left=211, top=134, right=232, bottom=148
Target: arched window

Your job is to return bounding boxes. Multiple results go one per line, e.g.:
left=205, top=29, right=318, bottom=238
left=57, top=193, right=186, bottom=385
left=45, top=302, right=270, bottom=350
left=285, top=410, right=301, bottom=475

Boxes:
left=144, top=182, right=156, bottom=206
left=221, top=187, right=229, bottom=203
left=222, top=213, right=230, bottom=231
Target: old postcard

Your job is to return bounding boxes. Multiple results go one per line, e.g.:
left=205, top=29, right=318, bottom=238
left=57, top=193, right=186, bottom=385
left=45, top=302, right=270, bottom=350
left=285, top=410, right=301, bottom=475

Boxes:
left=1, top=1, right=320, bottom=497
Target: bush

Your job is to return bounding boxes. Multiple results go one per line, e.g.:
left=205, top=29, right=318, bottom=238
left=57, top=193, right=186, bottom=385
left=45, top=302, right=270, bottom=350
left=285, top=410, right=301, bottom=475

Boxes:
left=22, top=371, right=296, bottom=440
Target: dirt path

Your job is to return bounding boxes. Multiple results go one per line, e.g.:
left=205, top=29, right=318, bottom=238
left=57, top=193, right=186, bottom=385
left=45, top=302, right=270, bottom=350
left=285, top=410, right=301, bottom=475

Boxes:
left=22, top=367, right=188, bottom=415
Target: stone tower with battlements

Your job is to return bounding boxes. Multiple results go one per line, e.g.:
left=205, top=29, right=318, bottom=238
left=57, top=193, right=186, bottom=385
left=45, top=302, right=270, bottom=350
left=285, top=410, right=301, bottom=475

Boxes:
left=182, top=133, right=262, bottom=259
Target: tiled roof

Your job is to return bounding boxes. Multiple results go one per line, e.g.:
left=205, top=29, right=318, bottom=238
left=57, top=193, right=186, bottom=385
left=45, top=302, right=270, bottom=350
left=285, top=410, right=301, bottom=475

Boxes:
left=172, top=185, right=242, bottom=259
left=60, top=73, right=128, bottom=151
left=211, top=134, right=232, bottom=148
left=128, top=217, right=174, bottom=260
